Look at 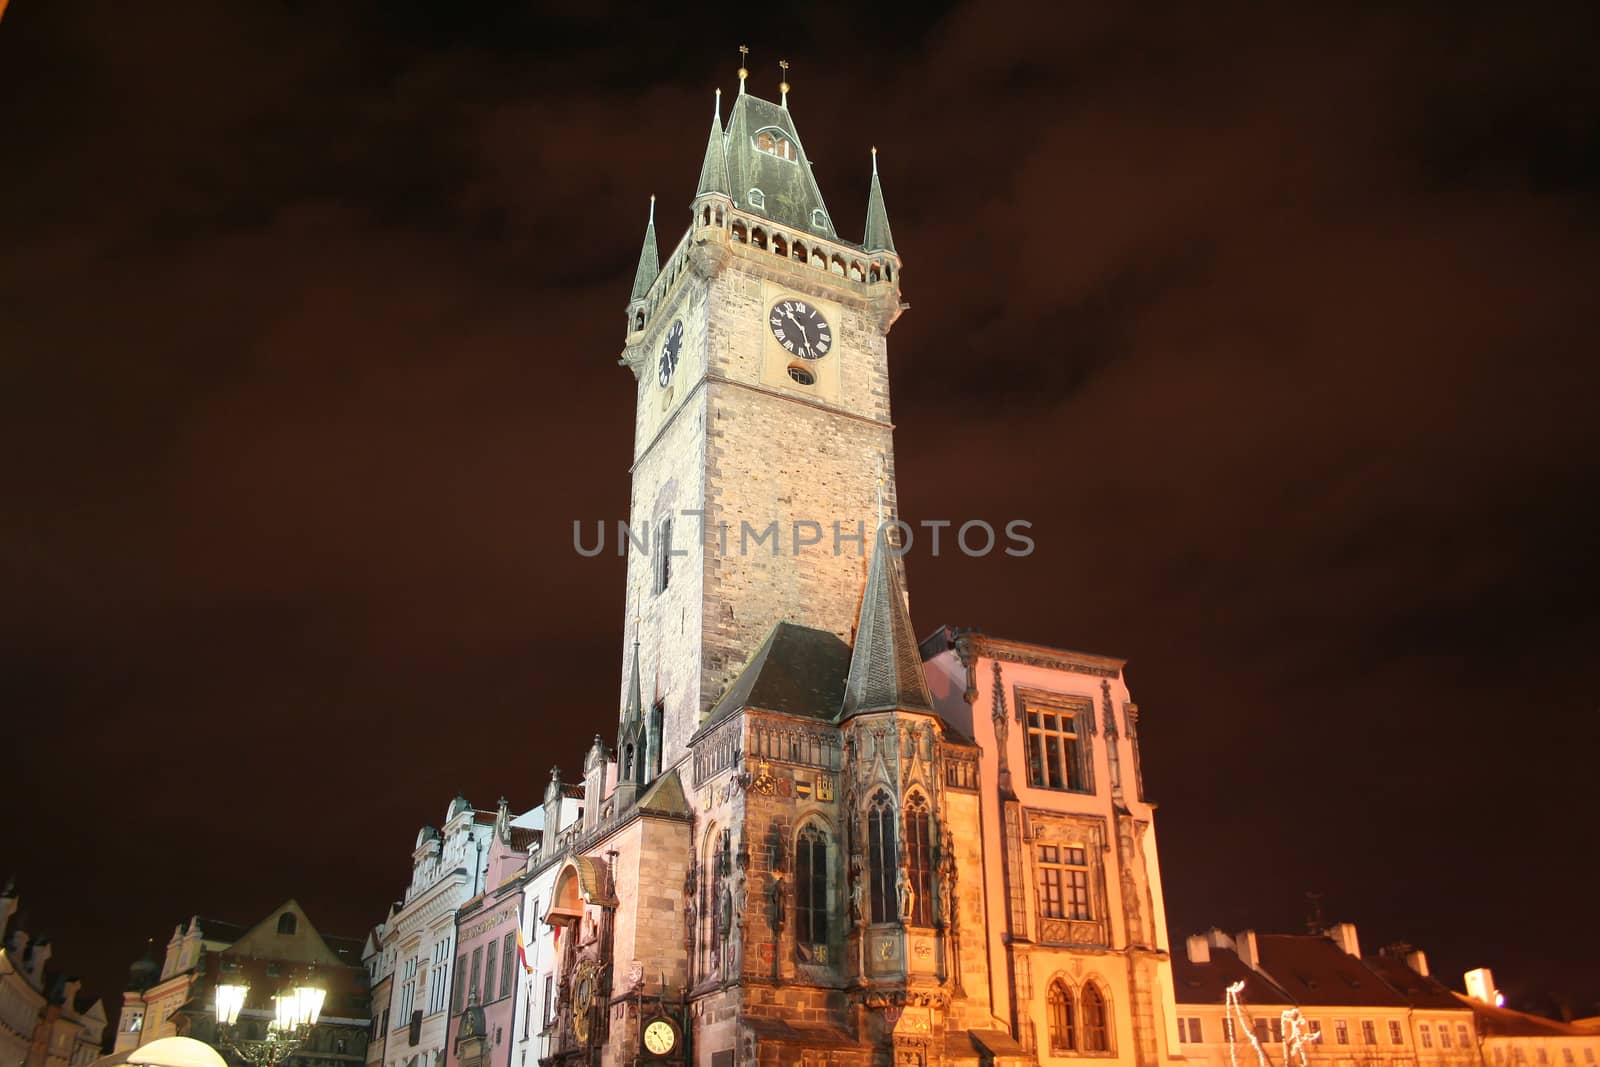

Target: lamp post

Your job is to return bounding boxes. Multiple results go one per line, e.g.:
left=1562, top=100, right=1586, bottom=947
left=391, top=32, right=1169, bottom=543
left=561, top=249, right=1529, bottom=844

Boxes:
left=212, top=969, right=326, bottom=1067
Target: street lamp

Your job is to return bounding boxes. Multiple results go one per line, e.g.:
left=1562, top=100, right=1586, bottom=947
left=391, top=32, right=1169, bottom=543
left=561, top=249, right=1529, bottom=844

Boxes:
left=211, top=971, right=326, bottom=1067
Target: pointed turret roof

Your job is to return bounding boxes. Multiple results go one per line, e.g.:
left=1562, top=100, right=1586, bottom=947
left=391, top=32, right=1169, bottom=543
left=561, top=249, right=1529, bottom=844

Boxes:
left=622, top=636, right=644, bottom=730
left=841, top=529, right=934, bottom=717
left=863, top=148, right=896, bottom=253
left=696, top=91, right=730, bottom=198
left=628, top=198, right=659, bottom=301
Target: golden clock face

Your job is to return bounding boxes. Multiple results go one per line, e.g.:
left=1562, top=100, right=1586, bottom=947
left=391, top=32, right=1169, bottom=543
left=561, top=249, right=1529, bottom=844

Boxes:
left=570, top=961, right=597, bottom=1042
left=643, top=1018, right=676, bottom=1055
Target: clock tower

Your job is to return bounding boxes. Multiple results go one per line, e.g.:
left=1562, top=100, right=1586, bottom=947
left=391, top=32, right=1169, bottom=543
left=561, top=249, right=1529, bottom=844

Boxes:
left=616, top=69, right=907, bottom=774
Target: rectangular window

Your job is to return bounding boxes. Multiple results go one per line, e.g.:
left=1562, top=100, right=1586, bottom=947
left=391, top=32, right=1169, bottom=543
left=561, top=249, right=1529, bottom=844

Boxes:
left=1538, top=1051, right=1548, bottom=1065
left=1458, top=1027, right=1470, bottom=1049
left=453, top=955, right=468, bottom=1013
left=1224, top=1018, right=1236, bottom=1043
left=1256, top=1021, right=1271, bottom=1046
left=500, top=933, right=515, bottom=999
left=1581, top=1049, right=1592, bottom=1064
left=470, top=946, right=483, bottom=1000
left=542, top=975, right=554, bottom=1025
left=1335, top=1020, right=1350, bottom=1045
left=1563, top=1051, right=1574, bottom=1066
left=1442, top=1025, right=1454, bottom=1049
left=1310, top=1021, right=1323, bottom=1042
left=1025, top=706, right=1086, bottom=790
left=482, top=940, right=498, bottom=1004
left=1495, top=1050, right=1504, bottom=1065
left=655, top=518, right=672, bottom=593
left=1188, top=1018, right=1205, bottom=1043
left=1362, top=1021, right=1378, bottom=1045
left=1036, top=844, right=1091, bottom=921
left=1391, top=1021, right=1405, bottom=1045
left=1272, top=1019, right=1284, bottom=1044
left=1422, top=1024, right=1434, bottom=1049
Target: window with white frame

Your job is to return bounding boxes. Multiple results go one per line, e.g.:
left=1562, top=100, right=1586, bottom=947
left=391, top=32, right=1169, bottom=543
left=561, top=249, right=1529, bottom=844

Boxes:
left=1037, top=844, right=1092, bottom=921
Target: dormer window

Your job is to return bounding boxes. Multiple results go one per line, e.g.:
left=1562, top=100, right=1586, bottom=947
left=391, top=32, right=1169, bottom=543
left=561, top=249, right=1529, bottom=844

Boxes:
left=810, top=208, right=829, bottom=231
left=747, top=188, right=766, bottom=210
left=753, top=128, right=796, bottom=161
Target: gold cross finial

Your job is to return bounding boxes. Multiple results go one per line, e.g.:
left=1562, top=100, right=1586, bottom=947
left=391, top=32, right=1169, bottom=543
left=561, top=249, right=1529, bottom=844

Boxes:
left=779, top=59, right=790, bottom=106
left=737, top=45, right=749, bottom=90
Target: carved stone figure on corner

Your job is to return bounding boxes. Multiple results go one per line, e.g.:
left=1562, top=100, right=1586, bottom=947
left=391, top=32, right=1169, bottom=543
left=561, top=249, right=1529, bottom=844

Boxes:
left=896, top=865, right=913, bottom=924
left=769, top=871, right=786, bottom=932
left=849, top=856, right=865, bottom=923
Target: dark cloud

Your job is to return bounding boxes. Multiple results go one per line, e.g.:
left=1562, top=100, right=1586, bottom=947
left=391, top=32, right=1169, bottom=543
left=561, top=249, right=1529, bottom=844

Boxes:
left=1, top=0, right=1596, bottom=1020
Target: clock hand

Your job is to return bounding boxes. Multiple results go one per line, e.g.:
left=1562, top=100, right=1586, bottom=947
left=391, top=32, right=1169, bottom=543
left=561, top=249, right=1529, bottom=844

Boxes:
left=783, top=309, right=815, bottom=357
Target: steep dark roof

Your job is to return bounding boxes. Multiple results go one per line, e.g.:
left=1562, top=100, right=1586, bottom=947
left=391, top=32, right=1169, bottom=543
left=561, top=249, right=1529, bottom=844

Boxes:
left=1364, top=954, right=1468, bottom=1011
left=723, top=90, right=836, bottom=239
left=698, top=622, right=853, bottom=733
left=629, top=201, right=658, bottom=301
left=1255, top=934, right=1406, bottom=1007
left=841, top=531, right=933, bottom=717
left=695, top=93, right=730, bottom=198
left=637, top=768, right=692, bottom=817
left=862, top=149, right=895, bottom=253
left=1172, top=944, right=1292, bottom=1006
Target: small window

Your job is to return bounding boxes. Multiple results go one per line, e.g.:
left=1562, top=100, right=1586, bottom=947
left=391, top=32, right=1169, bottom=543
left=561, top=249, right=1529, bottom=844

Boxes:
left=1441, top=1025, right=1454, bottom=1049
left=1538, top=1051, right=1548, bottom=1066
left=1026, top=704, right=1088, bottom=791
left=1335, top=1020, right=1349, bottom=1045
left=655, top=517, right=672, bottom=593
left=277, top=913, right=298, bottom=935
left=1362, top=1020, right=1377, bottom=1045
left=1422, top=1024, right=1434, bottom=1049
left=1457, top=1027, right=1470, bottom=1049
left=786, top=364, right=815, bottom=386
left=1048, top=982, right=1075, bottom=1052
left=810, top=208, right=828, bottom=230
left=1390, top=1021, right=1404, bottom=1044
left=747, top=188, right=766, bottom=209
left=1081, top=983, right=1109, bottom=1052
left=1563, top=1051, right=1575, bottom=1066
left=1223, top=1018, right=1236, bottom=1043
left=753, top=129, right=796, bottom=161
left=1037, top=844, right=1092, bottom=921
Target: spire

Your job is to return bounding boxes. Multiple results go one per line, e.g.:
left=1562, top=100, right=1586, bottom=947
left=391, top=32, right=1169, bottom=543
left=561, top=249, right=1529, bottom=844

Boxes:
left=737, top=45, right=749, bottom=95
left=623, top=632, right=644, bottom=727
left=696, top=90, right=729, bottom=198
left=779, top=59, right=790, bottom=109
left=841, top=527, right=933, bottom=717
left=628, top=197, right=658, bottom=301
left=863, top=147, right=896, bottom=253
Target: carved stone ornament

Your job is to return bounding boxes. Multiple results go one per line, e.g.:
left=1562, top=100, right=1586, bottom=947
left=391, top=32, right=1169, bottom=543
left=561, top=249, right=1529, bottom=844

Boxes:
left=751, top=760, right=777, bottom=795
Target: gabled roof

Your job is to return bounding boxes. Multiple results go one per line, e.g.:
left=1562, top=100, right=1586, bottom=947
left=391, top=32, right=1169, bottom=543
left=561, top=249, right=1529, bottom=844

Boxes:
left=723, top=91, right=835, bottom=239
left=1171, top=944, right=1292, bottom=1006
left=1255, top=934, right=1406, bottom=1007
left=698, top=621, right=853, bottom=733
left=637, top=768, right=691, bottom=817
left=219, top=900, right=352, bottom=968
left=841, top=531, right=933, bottom=717
left=1462, top=996, right=1588, bottom=1037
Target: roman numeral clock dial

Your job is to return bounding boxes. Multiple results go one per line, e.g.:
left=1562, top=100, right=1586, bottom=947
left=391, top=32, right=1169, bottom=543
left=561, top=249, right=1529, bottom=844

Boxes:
left=768, top=299, right=831, bottom=359
left=658, top=318, right=683, bottom=387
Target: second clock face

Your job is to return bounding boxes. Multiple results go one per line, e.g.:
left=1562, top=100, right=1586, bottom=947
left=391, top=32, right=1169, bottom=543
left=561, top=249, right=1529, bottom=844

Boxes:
left=643, top=1019, right=676, bottom=1055
left=658, top=319, right=683, bottom=386
left=768, top=299, right=831, bottom=360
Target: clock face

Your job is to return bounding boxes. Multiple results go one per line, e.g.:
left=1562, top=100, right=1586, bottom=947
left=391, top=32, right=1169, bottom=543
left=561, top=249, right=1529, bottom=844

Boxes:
left=658, top=319, right=683, bottom=386
left=643, top=1019, right=676, bottom=1055
left=768, top=299, right=831, bottom=360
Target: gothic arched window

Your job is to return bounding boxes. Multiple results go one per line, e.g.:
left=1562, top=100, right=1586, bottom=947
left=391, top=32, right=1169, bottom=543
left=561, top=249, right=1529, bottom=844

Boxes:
left=867, top=792, right=896, bottom=923
left=1082, top=982, right=1110, bottom=1052
left=794, top=823, right=828, bottom=945
left=903, top=793, right=933, bottom=927
left=1048, top=981, right=1076, bottom=1052
left=277, top=912, right=297, bottom=935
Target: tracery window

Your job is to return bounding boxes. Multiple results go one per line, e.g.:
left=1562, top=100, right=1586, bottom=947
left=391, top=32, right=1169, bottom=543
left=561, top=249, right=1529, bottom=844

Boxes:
left=1081, top=982, right=1110, bottom=1052
left=1048, top=981, right=1075, bottom=1052
left=795, top=823, right=828, bottom=944
left=753, top=129, right=796, bottom=161
left=867, top=792, right=896, bottom=923
left=903, top=793, right=933, bottom=926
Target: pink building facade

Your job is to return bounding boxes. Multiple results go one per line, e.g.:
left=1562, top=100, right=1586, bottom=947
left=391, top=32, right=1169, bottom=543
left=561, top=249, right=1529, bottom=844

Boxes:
left=446, top=802, right=535, bottom=1067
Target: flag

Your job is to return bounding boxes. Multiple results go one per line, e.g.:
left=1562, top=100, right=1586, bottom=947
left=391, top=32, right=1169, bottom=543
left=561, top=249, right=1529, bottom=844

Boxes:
left=516, top=924, right=534, bottom=974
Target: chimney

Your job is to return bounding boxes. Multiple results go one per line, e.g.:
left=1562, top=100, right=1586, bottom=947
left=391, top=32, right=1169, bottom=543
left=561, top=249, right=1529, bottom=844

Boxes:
left=1326, top=922, right=1361, bottom=958
left=29, top=940, right=53, bottom=984
left=1465, top=968, right=1498, bottom=1005
left=1207, top=928, right=1236, bottom=951
left=1406, top=949, right=1430, bottom=977
left=63, top=980, right=82, bottom=1011
left=1236, top=930, right=1260, bottom=972
left=1186, top=935, right=1211, bottom=964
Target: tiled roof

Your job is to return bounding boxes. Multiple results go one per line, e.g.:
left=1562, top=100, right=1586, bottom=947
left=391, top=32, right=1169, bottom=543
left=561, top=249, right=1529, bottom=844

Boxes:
left=1364, top=954, right=1467, bottom=1011
left=1255, top=935, right=1406, bottom=1007
left=1462, top=996, right=1589, bottom=1038
left=1172, top=945, right=1292, bottom=1006
left=841, top=530, right=934, bottom=717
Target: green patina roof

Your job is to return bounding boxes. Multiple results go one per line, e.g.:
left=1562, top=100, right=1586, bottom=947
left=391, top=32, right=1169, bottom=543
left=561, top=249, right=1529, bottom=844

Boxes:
left=863, top=150, right=895, bottom=253
left=696, top=92, right=730, bottom=198
left=840, top=528, right=933, bottom=717
left=628, top=201, right=658, bottom=301
left=723, top=90, right=835, bottom=239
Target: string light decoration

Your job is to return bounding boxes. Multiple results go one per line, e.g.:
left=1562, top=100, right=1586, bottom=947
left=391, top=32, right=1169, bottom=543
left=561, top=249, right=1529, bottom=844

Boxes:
left=1224, top=980, right=1321, bottom=1067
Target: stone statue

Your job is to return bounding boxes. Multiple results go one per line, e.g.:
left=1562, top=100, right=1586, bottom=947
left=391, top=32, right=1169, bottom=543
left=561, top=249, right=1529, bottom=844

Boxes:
left=849, top=856, right=865, bottom=923
left=718, top=886, right=733, bottom=940
left=897, top=866, right=914, bottom=923
left=768, top=871, right=786, bottom=931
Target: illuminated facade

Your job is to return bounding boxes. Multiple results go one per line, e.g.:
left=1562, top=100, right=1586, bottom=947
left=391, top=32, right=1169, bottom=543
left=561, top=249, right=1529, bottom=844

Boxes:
left=517, top=62, right=1182, bottom=1067
left=0, top=887, right=106, bottom=1067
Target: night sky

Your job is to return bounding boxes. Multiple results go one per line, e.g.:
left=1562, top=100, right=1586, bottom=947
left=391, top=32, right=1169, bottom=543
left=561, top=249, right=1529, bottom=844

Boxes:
left=4, top=2, right=1598, bottom=1024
